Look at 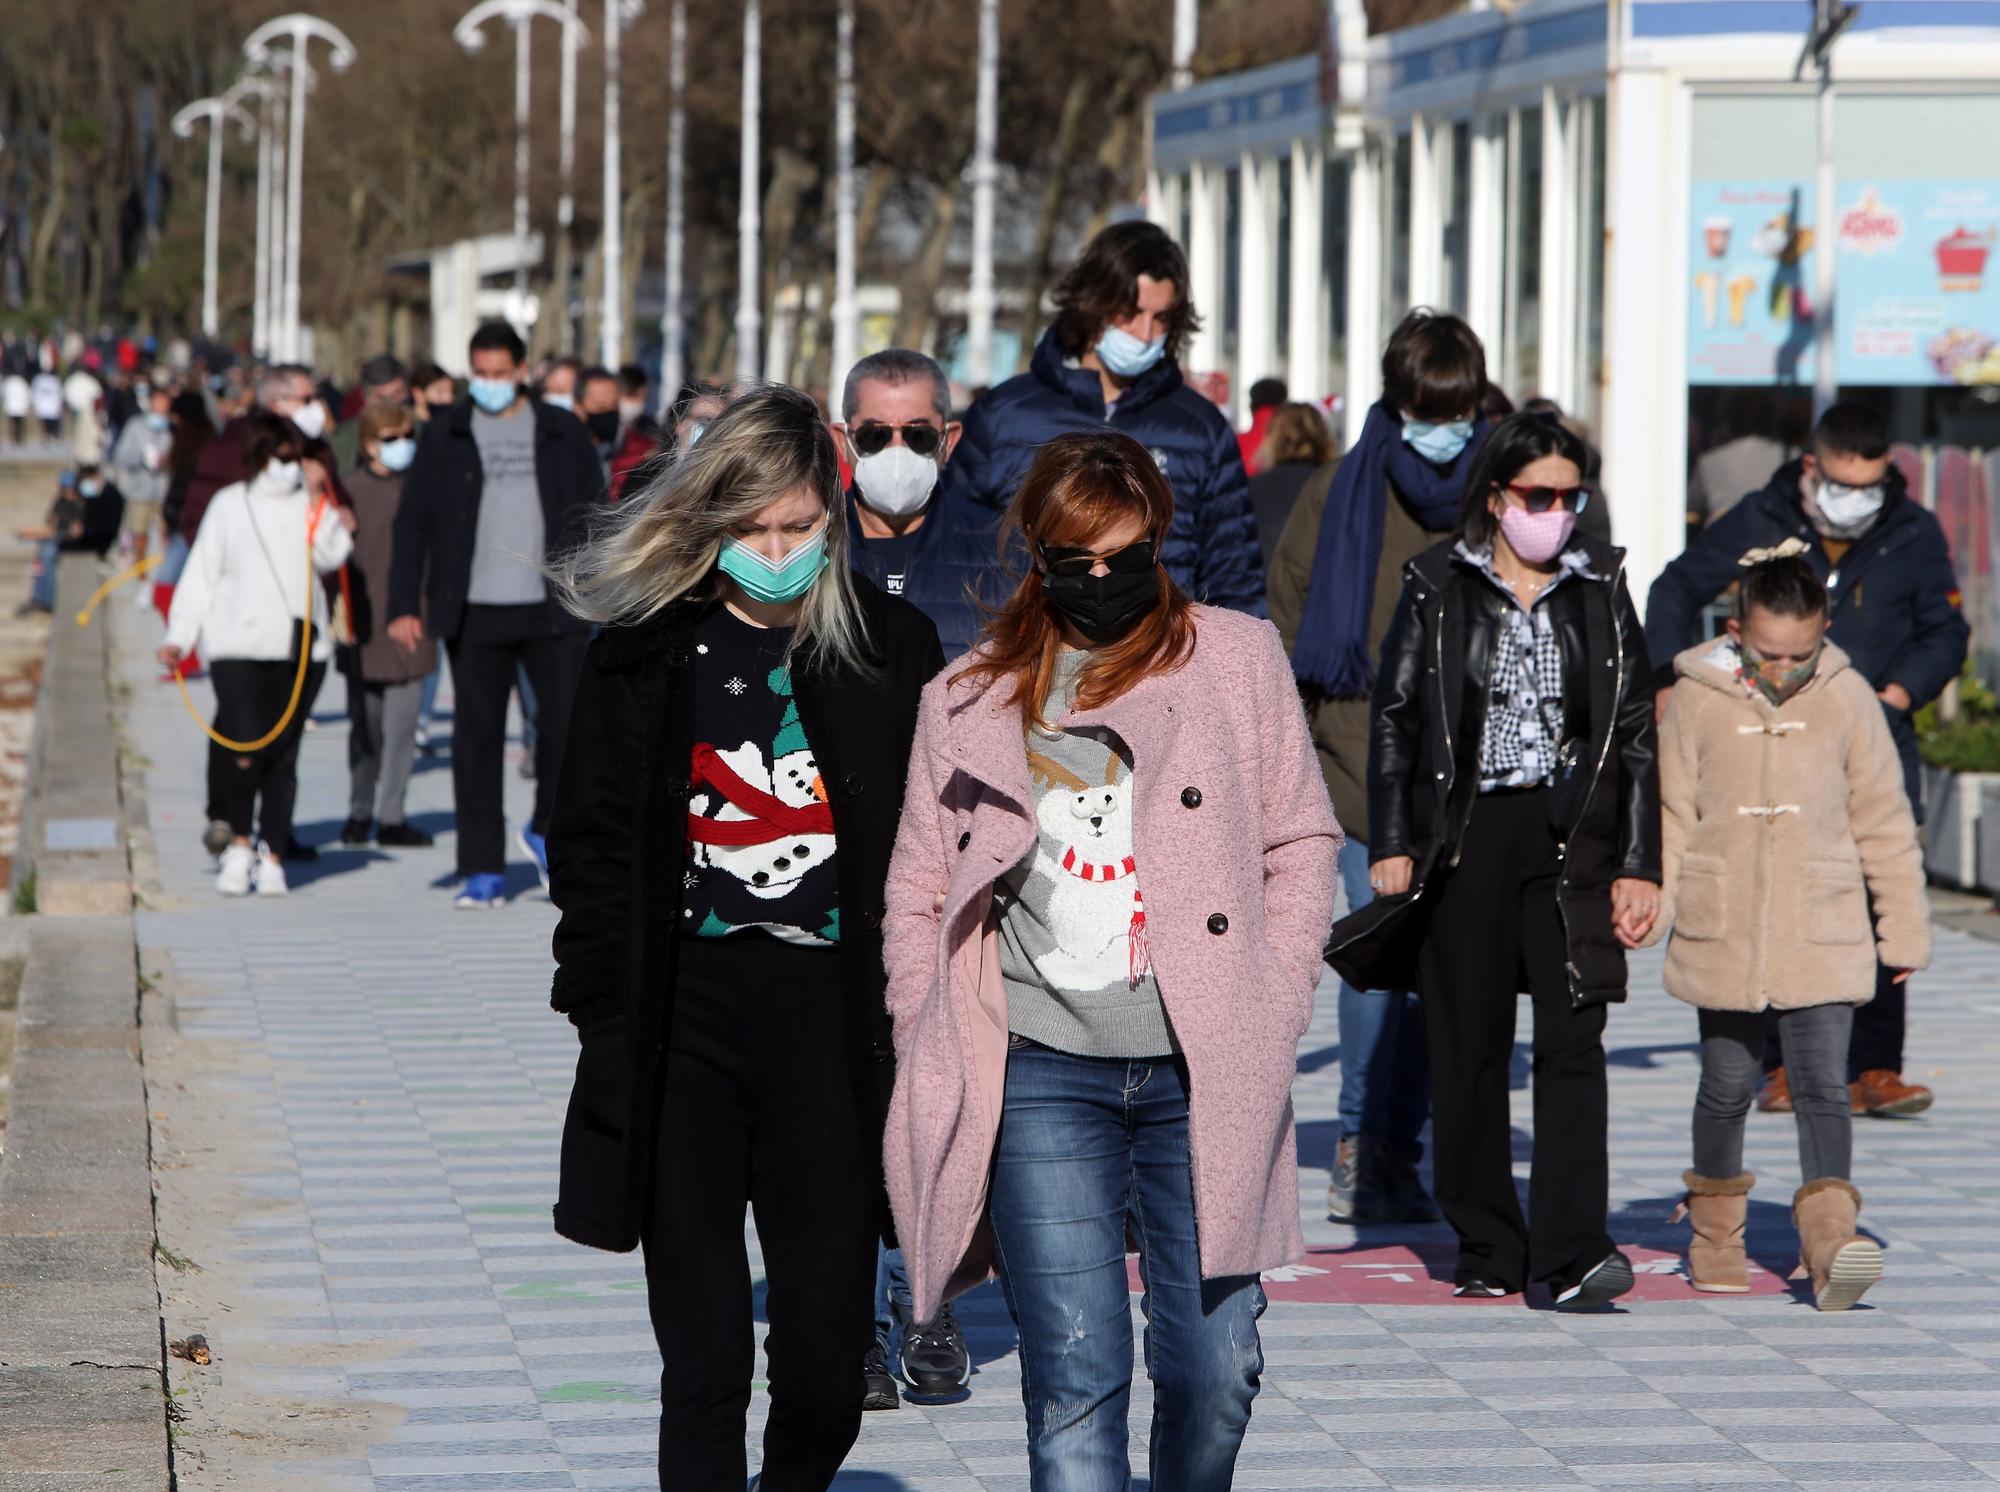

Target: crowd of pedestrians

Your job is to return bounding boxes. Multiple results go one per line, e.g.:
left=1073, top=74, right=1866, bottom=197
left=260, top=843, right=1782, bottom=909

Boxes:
left=49, top=212, right=1962, bottom=1490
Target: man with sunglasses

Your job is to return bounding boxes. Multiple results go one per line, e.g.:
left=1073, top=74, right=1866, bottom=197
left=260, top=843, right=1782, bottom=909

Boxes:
left=832, top=347, right=1003, bottom=658
left=1645, top=400, right=1967, bottom=1120
left=941, top=221, right=1265, bottom=615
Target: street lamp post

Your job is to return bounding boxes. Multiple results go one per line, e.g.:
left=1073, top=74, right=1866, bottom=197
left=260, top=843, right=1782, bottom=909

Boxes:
left=1797, top=0, right=1856, bottom=420
left=249, top=52, right=317, bottom=363
left=830, top=0, right=858, bottom=403
left=171, top=96, right=255, bottom=342
left=557, top=0, right=579, bottom=354
left=244, top=15, right=357, bottom=364
left=735, top=0, right=762, bottom=382
left=224, top=75, right=278, bottom=357
left=965, top=0, right=1000, bottom=388
left=601, top=0, right=643, bottom=368
left=661, top=0, right=687, bottom=395
left=454, top=0, right=591, bottom=320
left=1173, top=0, right=1198, bottom=89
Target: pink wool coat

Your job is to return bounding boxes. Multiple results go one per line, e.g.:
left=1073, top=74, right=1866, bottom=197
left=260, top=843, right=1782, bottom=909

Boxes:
left=881, top=606, right=1342, bottom=1323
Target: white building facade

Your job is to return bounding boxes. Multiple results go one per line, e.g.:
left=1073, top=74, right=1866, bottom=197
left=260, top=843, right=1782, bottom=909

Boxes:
left=1150, top=0, right=2000, bottom=603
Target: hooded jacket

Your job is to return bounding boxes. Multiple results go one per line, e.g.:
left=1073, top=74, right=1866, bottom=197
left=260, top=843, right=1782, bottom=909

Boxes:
left=1644, top=460, right=1969, bottom=814
left=1653, top=639, right=1930, bottom=1010
left=940, top=328, right=1265, bottom=615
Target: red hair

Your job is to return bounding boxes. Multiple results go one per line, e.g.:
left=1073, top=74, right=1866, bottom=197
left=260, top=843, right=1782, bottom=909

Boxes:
left=959, top=431, right=1196, bottom=731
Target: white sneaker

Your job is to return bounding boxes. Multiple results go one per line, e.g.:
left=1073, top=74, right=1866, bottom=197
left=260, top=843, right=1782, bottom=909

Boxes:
left=253, top=843, right=289, bottom=897
left=215, top=842, right=255, bottom=897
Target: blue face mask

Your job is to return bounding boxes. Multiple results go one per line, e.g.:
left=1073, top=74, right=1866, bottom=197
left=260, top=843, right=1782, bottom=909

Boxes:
left=80, top=479, right=102, bottom=498
left=146, top=412, right=171, bottom=431
left=1402, top=418, right=1475, bottom=465
left=716, top=529, right=829, bottom=605
left=378, top=436, right=417, bottom=472
left=1095, top=324, right=1167, bottom=380
left=469, top=377, right=518, bottom=415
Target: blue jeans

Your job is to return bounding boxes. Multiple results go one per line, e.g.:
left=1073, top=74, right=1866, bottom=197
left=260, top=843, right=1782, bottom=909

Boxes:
left=156, top=530, right=191, bottom=588
left=873, top=1242, right=912, bottom=1354
left=989, top=1040, right=1265, bottom=1492
left=30, top=540, right=59, bottom=611
left=418, top=654, right=444, bottom=728
left=1337, top=837, right=1430, bottom=1157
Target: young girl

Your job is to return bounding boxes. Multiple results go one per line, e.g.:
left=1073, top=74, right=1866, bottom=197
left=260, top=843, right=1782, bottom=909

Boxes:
left=1657, top=543, right=1930, bottom=1310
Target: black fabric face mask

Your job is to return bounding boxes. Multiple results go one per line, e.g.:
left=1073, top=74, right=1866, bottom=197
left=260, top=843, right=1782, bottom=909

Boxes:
left=1041, top=567, right=1161, bottom=643
left=586, top=410, right=620, bottom=443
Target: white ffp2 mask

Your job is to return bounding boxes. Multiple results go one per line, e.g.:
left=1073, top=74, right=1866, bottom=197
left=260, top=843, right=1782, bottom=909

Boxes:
left=852, top=443, right=940, bottom=518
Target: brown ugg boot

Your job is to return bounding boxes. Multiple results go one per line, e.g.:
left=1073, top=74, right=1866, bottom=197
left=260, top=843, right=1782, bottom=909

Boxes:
left=1791, top=1178, right=1883, bottom=1311
left=1673, top=1171, right=1755, bottom=1293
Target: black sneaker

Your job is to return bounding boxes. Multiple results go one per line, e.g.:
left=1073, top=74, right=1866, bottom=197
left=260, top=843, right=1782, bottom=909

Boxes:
left=377, top=822, right=435, bottom=848
left=1452, top=1277, right=1517, bottom=1299
left=861, top=1340, right=899, bottom=1411
left=898, top=1302, right=971, bottom=1399
left=1379, top=1148, right=1440, bottom=1225
left=1554, top=1250, right=1635, bottom=1311
left=338, top=818, right=373, bottom=846
left=281, top=836, right=319, bottom=863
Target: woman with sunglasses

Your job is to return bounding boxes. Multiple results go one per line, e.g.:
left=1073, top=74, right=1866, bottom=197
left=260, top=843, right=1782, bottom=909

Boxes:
left=1345, top=410, right=1662, bottom=1307
left=545, top=383, right=944, bottom=1490
left=882, top=429, right=1340, bottom=1490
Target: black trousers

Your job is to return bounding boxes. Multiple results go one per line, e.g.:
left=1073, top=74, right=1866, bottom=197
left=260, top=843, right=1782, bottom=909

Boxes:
left=206, top=656, right=325, bottom=850
left=1416, top=787, right=1613, bottom=1292
left=643, top=936, right=875, bottom=1492
left=444, top=603, right=586, bottom=877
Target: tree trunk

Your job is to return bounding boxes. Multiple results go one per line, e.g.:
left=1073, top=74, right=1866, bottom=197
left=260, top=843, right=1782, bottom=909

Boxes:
left=30, top=144, right=66, bottom=307
left=891, top=174, right=959, bottom=352
left=807, top=165, right=892, bottom=397
left=758, top=146, right=821, bottom=346
left=1022, top=76, right=1090, bottom=337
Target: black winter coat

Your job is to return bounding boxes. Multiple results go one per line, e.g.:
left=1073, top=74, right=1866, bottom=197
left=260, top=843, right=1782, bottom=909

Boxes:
left=545, top=580, right=946, bottom=1253
left=1643, top=461, right=1968, bottom=814
left=1365, top=536, right=1662, bottom=1007
left=387, top=395, right=607, bottom=643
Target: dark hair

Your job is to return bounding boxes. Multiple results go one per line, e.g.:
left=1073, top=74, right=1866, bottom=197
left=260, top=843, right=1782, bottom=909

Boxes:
left=617, top=363, right=649, bottom=395
left=1812, top=400, right=1889, bottom=462
left=411, top=361, right=451, bottom=391
left=1382, top=309, right=1487, bottom=423
left=1737, top=553, right=1828, bottom=622
left=468, top=321, right=526, bottom=365
left=1051, top=221, right=1202, bottom=362
left=360, top=354, right=407, bottom=389
left=1481, top=382, right=1516, bottom=421
left=241, top=409, right=304, bottom=473
left=1249, top=377, right=1288, bottom=410
left=843, top=347, right=950, bottom=423
left=580, top=363, right=618, bottom=391
left=166, top=391, right=215, bottom=480
left=1456, top=410, right=1590, bottom=547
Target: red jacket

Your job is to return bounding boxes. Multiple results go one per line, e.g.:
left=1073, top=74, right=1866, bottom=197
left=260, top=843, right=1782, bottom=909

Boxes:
left=608, top=419, right=661, bottom=503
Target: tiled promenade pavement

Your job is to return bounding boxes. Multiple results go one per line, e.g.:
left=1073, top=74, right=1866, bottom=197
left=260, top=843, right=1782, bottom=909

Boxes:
left=110, top=600, right=2000, bottom=1491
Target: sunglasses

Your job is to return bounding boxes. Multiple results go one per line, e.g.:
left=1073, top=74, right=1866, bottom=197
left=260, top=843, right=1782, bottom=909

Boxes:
left=1038, top=537, right=1157, bottom=578
left=1503, top=481, right=1592, bottom=514
left=848, top=421, right=945, bottom=459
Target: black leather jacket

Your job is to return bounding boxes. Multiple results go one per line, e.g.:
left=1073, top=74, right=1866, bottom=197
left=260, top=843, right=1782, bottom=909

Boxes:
left=1368, top=535, right=1662, bottom=1007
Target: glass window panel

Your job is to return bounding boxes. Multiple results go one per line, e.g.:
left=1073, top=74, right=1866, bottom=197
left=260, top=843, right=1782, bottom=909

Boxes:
left=1446, top=120, right=1471, bottom=314
left=1386, top=133, right=1411, bottom=324
left=1514, top=105, right=1543, bottom=394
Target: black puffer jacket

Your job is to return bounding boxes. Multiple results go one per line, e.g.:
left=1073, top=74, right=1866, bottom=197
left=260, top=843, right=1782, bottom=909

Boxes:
left=545, top=579, right=945, bottom=1253
left=1367, top=535, right=1661, bottom=1007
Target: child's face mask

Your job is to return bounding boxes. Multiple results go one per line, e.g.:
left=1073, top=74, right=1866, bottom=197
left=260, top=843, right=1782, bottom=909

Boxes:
left=1739, top=642, right=1822, bottom=706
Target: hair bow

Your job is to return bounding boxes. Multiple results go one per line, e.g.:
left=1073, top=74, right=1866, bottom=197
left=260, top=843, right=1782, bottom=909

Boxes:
left=1737, top=537, right=1811, bottom=567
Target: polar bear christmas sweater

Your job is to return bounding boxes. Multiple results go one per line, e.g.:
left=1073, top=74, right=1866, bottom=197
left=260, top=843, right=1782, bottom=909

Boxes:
left=995, top=649, right=1175, bottom=1058
left=682, top=606, right=841, bottom=948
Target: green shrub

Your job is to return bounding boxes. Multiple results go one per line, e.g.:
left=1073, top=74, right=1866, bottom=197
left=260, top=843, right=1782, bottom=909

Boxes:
left=1916, top=669, right=2000, bottom=773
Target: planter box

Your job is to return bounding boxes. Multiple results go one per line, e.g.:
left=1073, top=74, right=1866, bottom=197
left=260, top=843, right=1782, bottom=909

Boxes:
left=1922, top=766, right=2000, bottom=891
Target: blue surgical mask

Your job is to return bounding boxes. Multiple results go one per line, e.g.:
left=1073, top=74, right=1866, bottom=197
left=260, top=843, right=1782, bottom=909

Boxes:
left=716, top=529, right=829, bottom=605
left=469, top=377, right=518, bottom=415
left=146, top=412, right=170, bottom=431
left=80, top=479, right=102, bottom=498
left=1095, top=324, right=1167, bottom=380
left=378, top=436, right=417, bottom=472
left=1402, top=418, right=1475, bottom=465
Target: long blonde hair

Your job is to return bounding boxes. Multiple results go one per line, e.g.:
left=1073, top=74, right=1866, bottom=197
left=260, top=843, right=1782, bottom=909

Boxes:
left=551, top=382, right=874, bottom=673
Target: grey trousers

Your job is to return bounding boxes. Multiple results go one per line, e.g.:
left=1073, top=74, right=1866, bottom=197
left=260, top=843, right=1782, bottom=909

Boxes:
left=347, top=676, right=424, bottom=827
left=1694, top=1003, right=1854, bottom=1183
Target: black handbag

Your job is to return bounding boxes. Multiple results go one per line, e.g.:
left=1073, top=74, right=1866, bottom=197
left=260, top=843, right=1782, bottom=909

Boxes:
left=1323, top=845, right=1441, bottom=993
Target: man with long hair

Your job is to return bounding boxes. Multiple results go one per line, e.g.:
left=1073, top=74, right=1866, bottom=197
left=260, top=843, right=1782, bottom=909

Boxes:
left=942, top=220, right=1266, bottom=615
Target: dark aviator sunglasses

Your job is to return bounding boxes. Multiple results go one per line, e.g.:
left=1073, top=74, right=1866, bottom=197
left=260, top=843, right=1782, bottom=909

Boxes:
left=848, top=421, right=945, bottom=459
left=1037, top=537, right=1157, bottom=578
left=1503, top=481, right=1592, bottom=514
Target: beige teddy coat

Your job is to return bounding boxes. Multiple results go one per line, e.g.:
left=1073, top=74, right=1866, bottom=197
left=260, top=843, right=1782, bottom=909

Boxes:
left=1653, top=639, right=1930, bottom=1010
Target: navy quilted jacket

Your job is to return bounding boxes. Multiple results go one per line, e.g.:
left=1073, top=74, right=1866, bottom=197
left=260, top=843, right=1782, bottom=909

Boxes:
left=939, top=328, right=1266, bottom=615
left=845, top=487, right=1014, bottom=661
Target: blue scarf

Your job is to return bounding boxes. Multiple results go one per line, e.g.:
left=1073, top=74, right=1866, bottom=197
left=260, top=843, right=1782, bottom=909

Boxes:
left=1291, top=400, right=1488, bottom=696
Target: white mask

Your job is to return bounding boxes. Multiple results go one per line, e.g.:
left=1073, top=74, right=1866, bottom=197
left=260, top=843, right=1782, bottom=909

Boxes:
left=1810, top=477, right=1886, bottom=535
left=852, top=442, right=940, bottom=518
left=288, top=399, right=327, bottom=440
left=618, top=398, right=645, bottom=425
left=543, top=392, right=574, bottom=412
left=263, top=459, right=304, bottom=493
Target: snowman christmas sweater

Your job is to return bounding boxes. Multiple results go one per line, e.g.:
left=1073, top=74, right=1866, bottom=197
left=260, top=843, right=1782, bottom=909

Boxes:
left=682, top=606, right=841, bottom=948
left=995, top=650, right=1175, bottom=1058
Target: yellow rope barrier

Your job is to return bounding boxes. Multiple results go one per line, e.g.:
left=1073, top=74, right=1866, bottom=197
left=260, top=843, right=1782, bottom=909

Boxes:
left=72, top=551, right=163, bottom=628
